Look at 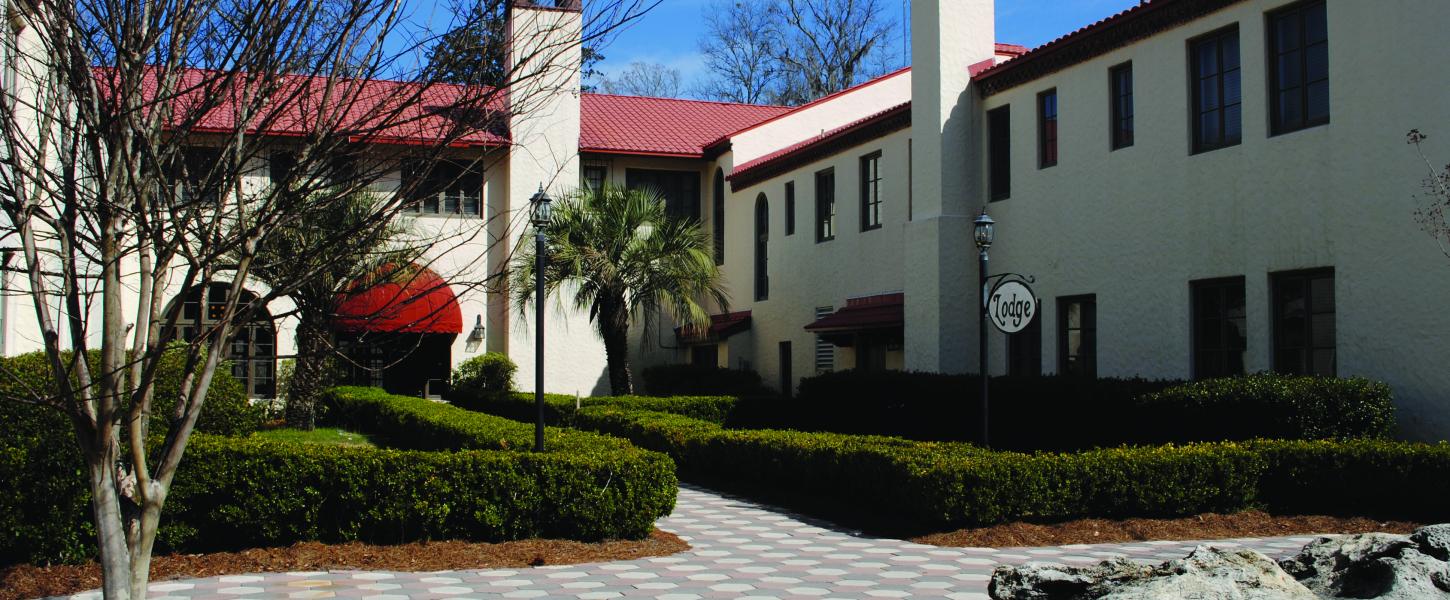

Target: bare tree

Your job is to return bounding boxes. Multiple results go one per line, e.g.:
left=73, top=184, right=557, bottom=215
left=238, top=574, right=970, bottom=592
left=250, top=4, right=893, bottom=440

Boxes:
left=697, top=0, right=901, bottom=105
left=1409, top=130, right=1450, bottom=261
left=696, top=0, right=782, bottom=104
left=0, top=0, right=652, bottom=597
left=599, top=61, right=684, bottom=98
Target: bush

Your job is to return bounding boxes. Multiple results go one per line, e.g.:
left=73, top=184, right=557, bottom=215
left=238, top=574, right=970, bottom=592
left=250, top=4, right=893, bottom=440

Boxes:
left=450, top=352, right=517, bottom=401
left=640, top=364, right=772, bottom=397
left=789, top=370, right=1395, bottom=449
left=0, top=433, right=676, bottom=564
left=319, top=386, right=634, bottom=453
left=570, top=406, right=1450, bottom=532
left=0, top=347, right=261, bottom=565
left=457, top=390, right=741, bottom=427
left=1137, top=374, right=1396, bottom=441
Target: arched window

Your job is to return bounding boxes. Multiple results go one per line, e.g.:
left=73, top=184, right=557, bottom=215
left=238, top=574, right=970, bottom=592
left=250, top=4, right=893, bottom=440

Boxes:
left=712, top=168, right=725, bottom=265
left=754, top=193, right=769, bottom=302
left=166, top=283, right=277, bottom=398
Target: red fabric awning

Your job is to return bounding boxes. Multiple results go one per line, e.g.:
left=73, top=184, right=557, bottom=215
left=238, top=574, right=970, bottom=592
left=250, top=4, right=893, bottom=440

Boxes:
left=334, top=265, right=463, bottom=334
left=676, top=310, right=752, bottom=344
left=805, top=293, right=904, bottom=333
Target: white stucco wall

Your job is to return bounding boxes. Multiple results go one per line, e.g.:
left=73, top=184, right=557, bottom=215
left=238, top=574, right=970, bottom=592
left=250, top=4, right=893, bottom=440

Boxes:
left=977, top=0, right=1450, bottom=439
left=729, top=70, right=913, bottom=166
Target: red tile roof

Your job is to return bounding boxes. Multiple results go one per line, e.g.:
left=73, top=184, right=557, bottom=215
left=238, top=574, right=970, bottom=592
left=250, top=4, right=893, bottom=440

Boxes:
left=804, top=293, right=904, bottom=333
left=676, top=310, right=753, bottom=343
left=995, top=43, right=1030, bottom=57
left=118, top=68, right=509, bottom=147
left=727, top=102, right=911, bottom=191
left=580, top=94, right=792, bottom=158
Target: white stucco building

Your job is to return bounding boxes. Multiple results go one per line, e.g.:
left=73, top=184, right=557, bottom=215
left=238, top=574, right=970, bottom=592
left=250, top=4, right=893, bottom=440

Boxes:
left=3, top=0, right=1448, bottom=439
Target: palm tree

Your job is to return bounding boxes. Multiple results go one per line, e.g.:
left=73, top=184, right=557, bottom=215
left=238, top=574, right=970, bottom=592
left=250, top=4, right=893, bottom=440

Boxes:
left=250, top=188, right=415, bottom=429
left=513, top=184, right=728, bottom=395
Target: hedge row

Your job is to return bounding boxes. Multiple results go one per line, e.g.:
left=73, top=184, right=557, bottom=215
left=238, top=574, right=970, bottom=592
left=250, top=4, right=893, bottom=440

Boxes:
left=0, top=349, right=262, bottom=565
left=1, top=385, right=679, bottom=566
left=787, top=371, right=1396, bottom=449
left=639, top=364, right=774, bottom=397
left=456, top=391, right=740, bottom=427
left=570, top=406, right=1450, bottom=531
left=320, top=386, right=638, bottom=453
left=161, top=435, right=676, bottom=552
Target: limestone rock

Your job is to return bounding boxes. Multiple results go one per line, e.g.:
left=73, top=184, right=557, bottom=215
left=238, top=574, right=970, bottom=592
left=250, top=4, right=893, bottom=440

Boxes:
left=1412, top=524, right=1450, bottom=562
left=990, top=546, right=1317, bottom=600
left=1279, top=530, right=1450, bottom=599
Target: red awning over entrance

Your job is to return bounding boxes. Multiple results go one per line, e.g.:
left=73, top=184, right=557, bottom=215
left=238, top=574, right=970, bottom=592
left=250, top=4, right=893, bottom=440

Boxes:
left=804, top=293, right=904, bottom=333
left=676, top=310, right=752, bottom=344
left=334, top=265, right=464, bottom=334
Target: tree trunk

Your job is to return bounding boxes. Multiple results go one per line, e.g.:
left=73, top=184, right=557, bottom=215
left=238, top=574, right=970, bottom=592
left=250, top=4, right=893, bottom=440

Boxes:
left=598, top=299, right=633, bottom=396
left=285, top=315, right=331, bottom=430
left=85, top=447, right=134, bottom=600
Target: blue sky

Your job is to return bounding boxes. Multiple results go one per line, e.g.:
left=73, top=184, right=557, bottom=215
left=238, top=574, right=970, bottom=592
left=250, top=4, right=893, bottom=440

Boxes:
left=591, top=0, right=1142, bottom=89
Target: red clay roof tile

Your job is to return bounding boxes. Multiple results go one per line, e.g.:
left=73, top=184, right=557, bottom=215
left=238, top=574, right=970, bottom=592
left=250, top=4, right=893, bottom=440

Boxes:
left=580, top=94, right=791, bottom=158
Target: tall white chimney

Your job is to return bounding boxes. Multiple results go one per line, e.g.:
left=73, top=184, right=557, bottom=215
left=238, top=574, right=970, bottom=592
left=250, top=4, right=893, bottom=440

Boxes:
left=904, top=0, right=995, bottom=374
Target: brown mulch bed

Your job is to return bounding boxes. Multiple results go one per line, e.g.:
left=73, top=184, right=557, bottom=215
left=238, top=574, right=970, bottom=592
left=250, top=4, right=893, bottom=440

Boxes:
left=912, top=511, right=1421, bottom=548
left=1, top=529, right=687, bottom=600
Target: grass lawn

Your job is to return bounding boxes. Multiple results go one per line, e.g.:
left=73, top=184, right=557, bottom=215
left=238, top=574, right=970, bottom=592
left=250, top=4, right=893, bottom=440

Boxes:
left=252, top=427, right=376, bottom=447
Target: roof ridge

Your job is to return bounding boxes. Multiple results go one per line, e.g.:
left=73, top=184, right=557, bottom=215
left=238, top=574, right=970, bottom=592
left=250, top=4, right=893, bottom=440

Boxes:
left=583, top=92, right=790, bottom=110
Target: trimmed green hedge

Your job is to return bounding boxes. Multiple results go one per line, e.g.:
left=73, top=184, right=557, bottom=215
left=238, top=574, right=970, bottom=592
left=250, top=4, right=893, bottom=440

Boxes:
left=570, top=406, right=1450, bottom=531
left=786, top=371, right=1395, bottom=448
left=454, top=390, right=741, bottom=428
left=640, top=364, right=773, bottom=397
left=320, top=386, right=638, bottom=453
left=161, top=434, right=676, bottom=552
left=0, top=348, right=261, bottom=565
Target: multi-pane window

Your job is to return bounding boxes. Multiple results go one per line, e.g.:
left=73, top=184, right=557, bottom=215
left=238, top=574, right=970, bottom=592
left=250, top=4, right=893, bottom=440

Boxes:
left=1110, top=63, right=1134, bottom=149
left=1037, top=90, right=1058, bottom=168
left=1007, top=300, right=1042, bottom=376
left=859, top=151, right=882, bottom=231
left=168, top=283, right=276, bottom=398
left=754, top=194, right=769, bottom=302
left=1058, top=295, right=1097, bottom=377
left=712, top=168, right=726, bottom=265
left=815, top=168, right=835, bottom=243
left=177, top=148, right=221, bottom=204
left=1192, top=277, right=1247, bottom=379
left=784, top=181, right=796, bottom=236
left=814, top=306, right=834, bottom=372
left=407, top=161, right=483, bottom=216
left=626, top=168, right=700, bottom=222
left=582, top=165, right=607, bottom=192
left=1273, top=269, right=1335, bottom=376
left=1269, top=0, right=1329, bottom=135
left=1191, top=26, right=1242, bottom=153
left=987, top=106, right=1011, bottom=201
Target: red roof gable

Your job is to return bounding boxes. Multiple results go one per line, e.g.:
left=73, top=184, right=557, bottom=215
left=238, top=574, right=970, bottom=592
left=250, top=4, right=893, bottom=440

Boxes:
left=727, top=102, right=911, bottom=191
left=111, top=68, right=509, bottom=147
left=580, top=94, right=791, bottom=158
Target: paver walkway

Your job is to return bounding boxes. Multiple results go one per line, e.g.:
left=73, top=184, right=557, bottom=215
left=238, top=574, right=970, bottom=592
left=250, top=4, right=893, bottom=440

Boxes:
left=60, top=485, right=1324, bottom=600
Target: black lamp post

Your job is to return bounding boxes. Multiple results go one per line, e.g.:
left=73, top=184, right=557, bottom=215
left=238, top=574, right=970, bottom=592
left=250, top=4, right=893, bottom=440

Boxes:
left=530, top=185, right=552, bottom=453
left=973, top=209, right=995, bottom=448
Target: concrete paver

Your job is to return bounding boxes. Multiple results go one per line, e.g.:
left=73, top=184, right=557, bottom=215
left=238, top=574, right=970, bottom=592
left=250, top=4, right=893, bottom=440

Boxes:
left=55, top=484, right=1325, bottom=599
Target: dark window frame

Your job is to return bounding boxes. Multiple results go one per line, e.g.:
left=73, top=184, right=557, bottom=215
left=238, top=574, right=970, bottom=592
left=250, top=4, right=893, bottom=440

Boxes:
left=167, top=283, right=276, bottom=398
left=1057, top=294, right=1097, bottom=378
left=1037, top=89, right=1058, bottom=168
left=1268, top=0, right=1330, bottom=136
left=815, top=168, right=835, bottom=243
left=1190, top=25, right=1243, bottom=154
left=581, top=164, right=607, bottom=192
left=754, top=193, right=769, bottom=302
left=625, top=168, right=701, bottom=223
left=784, top=181, right=796, bottom=236
left=405, top=160, right=484, bottom=217
left=1271, top=267, right=1336, bottom=376
left=1191, top=276, right=1247, bottom=379
left=859, top=151, right=883, bottom=231
left=712, top=168, right=726, bottom=265
left=1110, top=62, right=1135, bottom=150
left=987, top=105, right=1011, bottom=201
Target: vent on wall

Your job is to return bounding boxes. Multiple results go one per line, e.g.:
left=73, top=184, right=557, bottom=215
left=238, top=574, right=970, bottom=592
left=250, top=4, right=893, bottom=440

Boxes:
left=814, top=306, right=834, bottom=373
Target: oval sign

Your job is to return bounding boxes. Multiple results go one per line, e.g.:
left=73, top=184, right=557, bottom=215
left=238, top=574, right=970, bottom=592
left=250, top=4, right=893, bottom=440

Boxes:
left=988, top=280, right=1038, bottom=334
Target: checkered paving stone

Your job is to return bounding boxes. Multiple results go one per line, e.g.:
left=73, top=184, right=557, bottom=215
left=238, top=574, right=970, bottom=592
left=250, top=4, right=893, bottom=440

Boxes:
left=53, top=485, right=1327, bottom=600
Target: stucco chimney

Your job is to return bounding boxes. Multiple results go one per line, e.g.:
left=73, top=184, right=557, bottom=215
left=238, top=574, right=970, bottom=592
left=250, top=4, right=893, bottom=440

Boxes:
left=904, top=0, right=995, bottom=375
